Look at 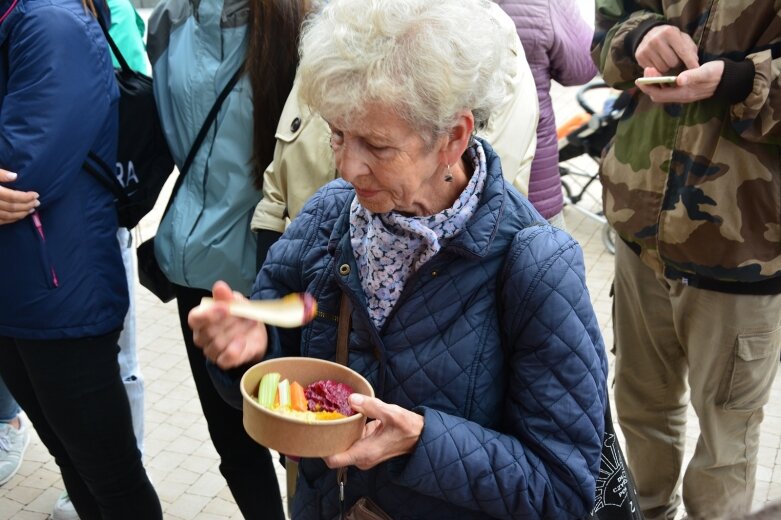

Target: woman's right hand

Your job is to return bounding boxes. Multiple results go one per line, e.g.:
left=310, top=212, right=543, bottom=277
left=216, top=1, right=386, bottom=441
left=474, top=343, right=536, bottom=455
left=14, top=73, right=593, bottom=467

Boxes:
left=0, top=169, right=39, bottom=225
left=188, top=281, right=269, bottom=369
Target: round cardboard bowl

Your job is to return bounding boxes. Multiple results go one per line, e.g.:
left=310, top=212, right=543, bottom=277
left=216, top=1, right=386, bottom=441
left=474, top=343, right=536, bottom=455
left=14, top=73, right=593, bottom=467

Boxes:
left=241, top=357, right=374, bottom=458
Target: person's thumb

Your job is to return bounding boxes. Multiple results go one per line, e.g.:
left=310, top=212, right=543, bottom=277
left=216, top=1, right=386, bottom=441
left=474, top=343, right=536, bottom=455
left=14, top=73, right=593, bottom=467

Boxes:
left=348, top=394, right=380, bottom=419
left=0, top=169, right=18, bottom=183
left=676, top=67, right=700, bottom=87
left=212, top=280, right=235, bottom=302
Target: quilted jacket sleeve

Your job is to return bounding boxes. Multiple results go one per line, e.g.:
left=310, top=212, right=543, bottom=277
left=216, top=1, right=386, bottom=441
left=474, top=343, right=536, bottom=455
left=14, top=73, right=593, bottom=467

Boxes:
left=389, top=227, right=608, bottom=519
left=251, top=185, right=345, bottom=358
left=206, top=187, right=331, bottom=406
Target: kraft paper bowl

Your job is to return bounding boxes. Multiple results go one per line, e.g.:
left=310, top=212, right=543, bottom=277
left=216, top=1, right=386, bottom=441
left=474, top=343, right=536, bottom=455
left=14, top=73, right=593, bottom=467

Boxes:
left=241, top=357, right=374, bottom=457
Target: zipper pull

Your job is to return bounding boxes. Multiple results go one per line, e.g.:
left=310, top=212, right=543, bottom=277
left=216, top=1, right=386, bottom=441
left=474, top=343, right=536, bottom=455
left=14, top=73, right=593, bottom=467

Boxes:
left=337, top=466, right=347, bottom=519
left=32, top=211, right=45, bottom=240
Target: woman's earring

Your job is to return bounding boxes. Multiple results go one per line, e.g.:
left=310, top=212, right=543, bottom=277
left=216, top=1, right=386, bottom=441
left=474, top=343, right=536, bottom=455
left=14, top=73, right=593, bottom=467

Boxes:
left=444, top=164, right=453, bottom=182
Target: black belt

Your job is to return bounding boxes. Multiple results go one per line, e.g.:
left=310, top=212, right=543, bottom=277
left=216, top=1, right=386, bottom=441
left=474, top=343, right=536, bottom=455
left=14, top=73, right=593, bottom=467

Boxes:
left=620, top=237, right=781, bottom=295
left=663, top=265, right=781, bottom=295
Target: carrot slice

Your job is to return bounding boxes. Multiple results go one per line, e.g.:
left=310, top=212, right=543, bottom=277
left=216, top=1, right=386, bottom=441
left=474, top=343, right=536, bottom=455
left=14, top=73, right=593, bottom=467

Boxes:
left=290, top=381, right=307, bottom=412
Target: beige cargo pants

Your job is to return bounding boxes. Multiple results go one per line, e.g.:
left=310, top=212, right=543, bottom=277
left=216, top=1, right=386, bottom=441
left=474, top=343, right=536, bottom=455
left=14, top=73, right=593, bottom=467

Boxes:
left=613, top=239, right=781, bottom=520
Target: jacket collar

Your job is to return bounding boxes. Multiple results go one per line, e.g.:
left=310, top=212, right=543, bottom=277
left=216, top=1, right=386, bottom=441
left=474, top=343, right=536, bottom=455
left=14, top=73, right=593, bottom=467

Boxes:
left=444, top=137, right=506, bottom=259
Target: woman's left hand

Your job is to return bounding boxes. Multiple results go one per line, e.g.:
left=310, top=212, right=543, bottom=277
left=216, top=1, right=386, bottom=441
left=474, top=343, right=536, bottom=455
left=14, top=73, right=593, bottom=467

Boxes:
left=323, top=394, right=424, bottom=470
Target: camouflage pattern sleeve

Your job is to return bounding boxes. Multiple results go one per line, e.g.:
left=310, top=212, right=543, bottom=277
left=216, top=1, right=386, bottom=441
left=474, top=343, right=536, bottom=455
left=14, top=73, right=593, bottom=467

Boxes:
left=591, top=0, right=665, bottom=88
left=731, top=49, right=781, bottom=146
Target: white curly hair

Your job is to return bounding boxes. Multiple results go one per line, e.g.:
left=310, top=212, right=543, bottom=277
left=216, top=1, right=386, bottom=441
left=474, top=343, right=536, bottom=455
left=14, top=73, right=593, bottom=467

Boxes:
left=297, top=0, right=514, bottom=140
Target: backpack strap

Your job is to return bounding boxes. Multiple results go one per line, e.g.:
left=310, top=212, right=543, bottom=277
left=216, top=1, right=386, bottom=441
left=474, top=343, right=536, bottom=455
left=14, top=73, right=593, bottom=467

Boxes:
left=83, top=153, right=127, bottom=201
left=93, top=5, right=132, bottom=74
left=83, top=52, right=244, bottom=219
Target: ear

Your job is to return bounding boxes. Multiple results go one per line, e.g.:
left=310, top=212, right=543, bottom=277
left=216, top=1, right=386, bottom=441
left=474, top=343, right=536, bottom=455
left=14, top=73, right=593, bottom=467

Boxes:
left=438, top=110, right=475, bottom=167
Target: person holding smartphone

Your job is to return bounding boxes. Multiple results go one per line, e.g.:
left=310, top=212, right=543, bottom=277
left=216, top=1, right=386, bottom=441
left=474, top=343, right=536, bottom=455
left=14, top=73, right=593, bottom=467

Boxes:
left=592, top=2, right=781, bottom=519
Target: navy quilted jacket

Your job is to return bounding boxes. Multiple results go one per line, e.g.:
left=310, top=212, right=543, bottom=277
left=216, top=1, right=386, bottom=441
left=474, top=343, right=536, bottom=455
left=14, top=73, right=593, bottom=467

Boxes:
left=247, top=140, right=608, bottom=519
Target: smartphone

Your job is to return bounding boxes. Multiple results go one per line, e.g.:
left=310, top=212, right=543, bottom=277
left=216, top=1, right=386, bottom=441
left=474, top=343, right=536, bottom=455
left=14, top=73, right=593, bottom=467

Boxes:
left=635, top=75, right=678, bottom=85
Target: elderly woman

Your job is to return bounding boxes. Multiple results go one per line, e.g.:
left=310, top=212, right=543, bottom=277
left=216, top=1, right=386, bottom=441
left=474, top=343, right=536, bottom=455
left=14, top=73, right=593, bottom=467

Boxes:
left=189, top=0, right=608, bottom=518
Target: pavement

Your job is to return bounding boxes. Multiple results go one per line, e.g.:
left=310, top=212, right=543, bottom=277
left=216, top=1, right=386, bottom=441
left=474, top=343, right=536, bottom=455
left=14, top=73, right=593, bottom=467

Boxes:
left=1, top=81, right=780, bottom=519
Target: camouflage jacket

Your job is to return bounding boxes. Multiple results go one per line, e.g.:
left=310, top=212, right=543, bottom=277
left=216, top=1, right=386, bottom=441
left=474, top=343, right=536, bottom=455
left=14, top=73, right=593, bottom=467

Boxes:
left=592, top=0, right=781, bottom=286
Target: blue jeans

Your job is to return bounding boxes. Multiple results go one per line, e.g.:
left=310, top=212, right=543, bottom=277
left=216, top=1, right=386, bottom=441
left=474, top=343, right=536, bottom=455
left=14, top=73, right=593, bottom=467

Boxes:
left=0, top=331, right=161, bottom=519
left=0, top=374, right=20, bottom=423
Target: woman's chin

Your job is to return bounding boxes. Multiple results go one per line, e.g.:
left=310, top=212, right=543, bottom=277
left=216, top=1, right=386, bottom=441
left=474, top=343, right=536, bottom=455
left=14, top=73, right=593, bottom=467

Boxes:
left=356, top=195, right=392, bottom=214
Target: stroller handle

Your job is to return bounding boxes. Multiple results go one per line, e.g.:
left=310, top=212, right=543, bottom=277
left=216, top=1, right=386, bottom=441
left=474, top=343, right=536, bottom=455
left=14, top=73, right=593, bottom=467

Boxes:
left=575, top=81, right=611, bottom=115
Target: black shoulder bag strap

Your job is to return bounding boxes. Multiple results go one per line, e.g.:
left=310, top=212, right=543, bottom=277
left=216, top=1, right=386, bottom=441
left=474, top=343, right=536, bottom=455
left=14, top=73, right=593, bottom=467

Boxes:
left=160, top=65, right=244, bottom=217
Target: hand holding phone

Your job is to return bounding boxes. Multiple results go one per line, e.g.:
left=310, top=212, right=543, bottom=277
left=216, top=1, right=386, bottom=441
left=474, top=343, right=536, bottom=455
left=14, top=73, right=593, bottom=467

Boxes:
left=636, top=62, right=723, bottom=104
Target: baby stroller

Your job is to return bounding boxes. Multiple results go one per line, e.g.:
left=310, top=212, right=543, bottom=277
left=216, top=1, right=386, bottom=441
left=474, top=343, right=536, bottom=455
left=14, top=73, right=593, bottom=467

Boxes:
left=556, top=81, right=632, bottom=254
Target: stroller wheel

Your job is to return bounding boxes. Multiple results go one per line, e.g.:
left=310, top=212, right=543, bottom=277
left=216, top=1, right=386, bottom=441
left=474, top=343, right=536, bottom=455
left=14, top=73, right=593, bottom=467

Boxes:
left=602, top=223, right=616, bottom=255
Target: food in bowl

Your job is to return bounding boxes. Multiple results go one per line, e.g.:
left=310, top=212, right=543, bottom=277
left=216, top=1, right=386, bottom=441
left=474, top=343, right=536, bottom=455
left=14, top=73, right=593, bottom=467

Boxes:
left=256, top=372, right=356, bottom=422
left=241, top=357, right=374, bottom=457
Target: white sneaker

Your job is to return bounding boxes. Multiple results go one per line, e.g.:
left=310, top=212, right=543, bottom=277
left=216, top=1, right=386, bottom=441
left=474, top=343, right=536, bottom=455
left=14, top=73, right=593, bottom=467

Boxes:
left=0, top=416, right=30, bottom=486
left=51, top=491, right=80, bottom=520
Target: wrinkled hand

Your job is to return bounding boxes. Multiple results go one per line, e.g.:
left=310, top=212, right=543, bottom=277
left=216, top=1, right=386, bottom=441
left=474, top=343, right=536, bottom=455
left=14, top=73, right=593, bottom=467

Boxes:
left=188, top=281, right=269, bottom=369
left=636, top=63, right=724, bottom=104
left=0, top=169, right=39, bottom=225
left=323, top=394, right=424, bottom=471
left=635, top=25, right=699, bottom=73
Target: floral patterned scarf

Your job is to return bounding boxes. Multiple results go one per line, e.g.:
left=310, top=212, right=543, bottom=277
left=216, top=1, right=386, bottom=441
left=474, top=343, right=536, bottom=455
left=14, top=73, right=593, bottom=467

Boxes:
left=350, top=140, right=488, bottom=329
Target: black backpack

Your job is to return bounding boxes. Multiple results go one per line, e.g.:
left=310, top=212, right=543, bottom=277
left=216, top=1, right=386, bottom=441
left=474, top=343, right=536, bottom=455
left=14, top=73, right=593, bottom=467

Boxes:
left=83, top=11, right=175, bottom=230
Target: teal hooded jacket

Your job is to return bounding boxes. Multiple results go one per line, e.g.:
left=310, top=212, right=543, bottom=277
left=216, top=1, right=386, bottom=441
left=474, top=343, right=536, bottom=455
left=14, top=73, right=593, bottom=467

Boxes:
left=146, top=0, right=259, bottom=295
left=107, top=0, right=148, bottom=74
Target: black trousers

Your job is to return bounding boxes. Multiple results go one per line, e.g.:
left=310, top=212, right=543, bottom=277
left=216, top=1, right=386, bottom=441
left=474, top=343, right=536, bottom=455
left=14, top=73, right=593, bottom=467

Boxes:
left=175, top=285, right=285, bottom=520
left=0, top=332, right=161, bottom=520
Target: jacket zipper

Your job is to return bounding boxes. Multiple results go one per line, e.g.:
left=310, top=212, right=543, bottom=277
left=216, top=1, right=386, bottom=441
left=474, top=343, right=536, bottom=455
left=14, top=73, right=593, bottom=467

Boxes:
left=658, top=0, right=715, bottom=261
left=0, top=0, right=19, bottom=24
left=31, top=212, right=59, bottom=288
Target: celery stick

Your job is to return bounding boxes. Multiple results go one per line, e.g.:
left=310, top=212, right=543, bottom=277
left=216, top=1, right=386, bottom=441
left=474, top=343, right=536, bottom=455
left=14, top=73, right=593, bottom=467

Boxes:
left=278, top=379, right=291, bottom=408
left=258, top=372, right=281, bottom=408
